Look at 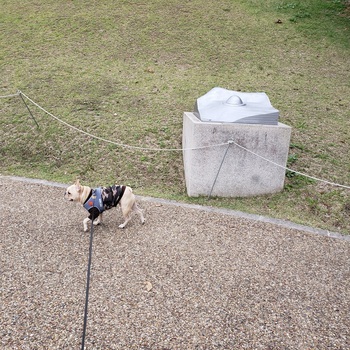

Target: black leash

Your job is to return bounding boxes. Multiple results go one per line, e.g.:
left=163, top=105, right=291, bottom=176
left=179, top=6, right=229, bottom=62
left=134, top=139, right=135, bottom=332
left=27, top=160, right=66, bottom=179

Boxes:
left=81, top=215, right=95, bottom=350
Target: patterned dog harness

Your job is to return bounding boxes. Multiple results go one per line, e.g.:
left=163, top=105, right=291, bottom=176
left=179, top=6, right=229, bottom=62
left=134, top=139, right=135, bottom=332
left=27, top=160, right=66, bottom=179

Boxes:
left=83, top=187, right=105, bottom=213
left=83, top=185, right=126, bottom=219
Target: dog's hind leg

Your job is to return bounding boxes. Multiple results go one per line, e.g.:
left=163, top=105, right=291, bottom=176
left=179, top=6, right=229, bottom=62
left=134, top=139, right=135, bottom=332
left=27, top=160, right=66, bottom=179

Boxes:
left=118, top=210, right=131, bottom=229
left=133, top=203, right=145, bottom=225
left=119, top=200, right=141, bottom=228
left=119, top=218, right=130, bottom=228
left=119, top=203, right=144, bottom=228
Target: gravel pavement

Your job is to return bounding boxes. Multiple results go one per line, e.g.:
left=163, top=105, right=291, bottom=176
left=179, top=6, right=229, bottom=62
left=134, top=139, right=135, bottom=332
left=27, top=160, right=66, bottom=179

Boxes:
left=1, top=176, right=349, bottom=349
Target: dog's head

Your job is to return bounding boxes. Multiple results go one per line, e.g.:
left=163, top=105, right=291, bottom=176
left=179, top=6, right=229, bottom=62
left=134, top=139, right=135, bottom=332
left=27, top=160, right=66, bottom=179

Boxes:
left=64, top=180, right=83, bottom=202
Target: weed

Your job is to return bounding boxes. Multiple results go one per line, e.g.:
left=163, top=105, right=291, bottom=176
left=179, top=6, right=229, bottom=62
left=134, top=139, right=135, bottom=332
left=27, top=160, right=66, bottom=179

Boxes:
left=288, top=153, right=298, bottom=165
left=296, top=121, right=307, bottom=130
left=290, top=143, right=307, bottom=151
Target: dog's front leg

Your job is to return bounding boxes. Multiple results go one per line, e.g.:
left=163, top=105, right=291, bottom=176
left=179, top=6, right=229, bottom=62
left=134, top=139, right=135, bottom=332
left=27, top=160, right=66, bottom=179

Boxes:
left=93, top=213, right=102, bottom=226
left=83, top=217, right=90, bottom=232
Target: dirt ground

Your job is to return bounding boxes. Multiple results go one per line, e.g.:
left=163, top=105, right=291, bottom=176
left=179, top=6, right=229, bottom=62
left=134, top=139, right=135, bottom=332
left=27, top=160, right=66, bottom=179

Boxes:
left=1, top=176, right=349, bottom=349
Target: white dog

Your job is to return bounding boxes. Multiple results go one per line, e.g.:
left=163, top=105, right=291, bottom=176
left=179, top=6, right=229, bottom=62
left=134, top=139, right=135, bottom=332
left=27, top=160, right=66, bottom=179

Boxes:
left=65, top=180, right=145, bottom=231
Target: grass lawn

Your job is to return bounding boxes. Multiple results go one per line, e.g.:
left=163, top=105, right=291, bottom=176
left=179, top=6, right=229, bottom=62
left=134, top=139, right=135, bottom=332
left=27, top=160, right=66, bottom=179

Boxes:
left=1, top=0, right=349, bottom=233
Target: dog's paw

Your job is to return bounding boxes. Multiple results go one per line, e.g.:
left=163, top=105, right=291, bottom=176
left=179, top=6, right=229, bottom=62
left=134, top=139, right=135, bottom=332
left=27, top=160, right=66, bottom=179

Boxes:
left=118, top=224, right=125, bottom=229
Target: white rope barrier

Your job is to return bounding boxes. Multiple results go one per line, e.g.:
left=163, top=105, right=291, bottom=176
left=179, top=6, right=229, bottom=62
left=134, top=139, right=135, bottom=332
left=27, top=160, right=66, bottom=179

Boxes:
left=230, top=141, right=350, bottom=190
left=19, top=91, right=228, bottom=152
left=0, top=92, right=20, bottom=98
left=2, top=90, right=349, bottom=189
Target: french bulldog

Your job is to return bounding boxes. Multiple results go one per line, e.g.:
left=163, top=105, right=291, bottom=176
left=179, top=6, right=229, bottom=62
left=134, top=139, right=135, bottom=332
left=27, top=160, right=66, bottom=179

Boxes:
left=65, top=180, right=145, bottom=231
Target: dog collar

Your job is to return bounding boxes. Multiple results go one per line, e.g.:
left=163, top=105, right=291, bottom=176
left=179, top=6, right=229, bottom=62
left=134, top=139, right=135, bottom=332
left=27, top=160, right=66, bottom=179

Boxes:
left=83, top=188, right=105, bottom=213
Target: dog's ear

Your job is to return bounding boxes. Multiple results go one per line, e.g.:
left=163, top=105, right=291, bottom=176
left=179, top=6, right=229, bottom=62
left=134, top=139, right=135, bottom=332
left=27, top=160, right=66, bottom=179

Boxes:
left=75, top=179, right=81, bottom=192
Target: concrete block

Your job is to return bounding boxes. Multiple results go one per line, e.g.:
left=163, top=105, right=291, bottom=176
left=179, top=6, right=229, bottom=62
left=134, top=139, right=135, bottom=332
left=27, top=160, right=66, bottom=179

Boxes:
left=182, top=112, right=292, bottom=197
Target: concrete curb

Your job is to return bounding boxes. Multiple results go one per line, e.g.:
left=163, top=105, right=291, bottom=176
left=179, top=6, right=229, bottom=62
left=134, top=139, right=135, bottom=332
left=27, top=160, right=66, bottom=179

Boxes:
left=2, top=175, right=349, bottom=241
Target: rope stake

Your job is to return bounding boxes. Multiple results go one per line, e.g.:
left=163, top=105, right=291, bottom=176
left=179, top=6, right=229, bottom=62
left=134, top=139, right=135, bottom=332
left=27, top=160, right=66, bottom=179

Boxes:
left=208, top=141, right=233, bottom=199
left=18, top=91, right=40, bottom=129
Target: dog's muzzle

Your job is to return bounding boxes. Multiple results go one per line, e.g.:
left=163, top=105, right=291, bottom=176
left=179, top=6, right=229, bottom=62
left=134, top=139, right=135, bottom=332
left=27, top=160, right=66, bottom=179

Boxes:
left=64, top=191, right=72, bottom=201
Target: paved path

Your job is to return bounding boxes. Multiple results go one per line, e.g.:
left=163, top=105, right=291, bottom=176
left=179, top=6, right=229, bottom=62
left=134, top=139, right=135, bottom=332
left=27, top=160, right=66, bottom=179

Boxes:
left=1, top=176, right=349, bottom=349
